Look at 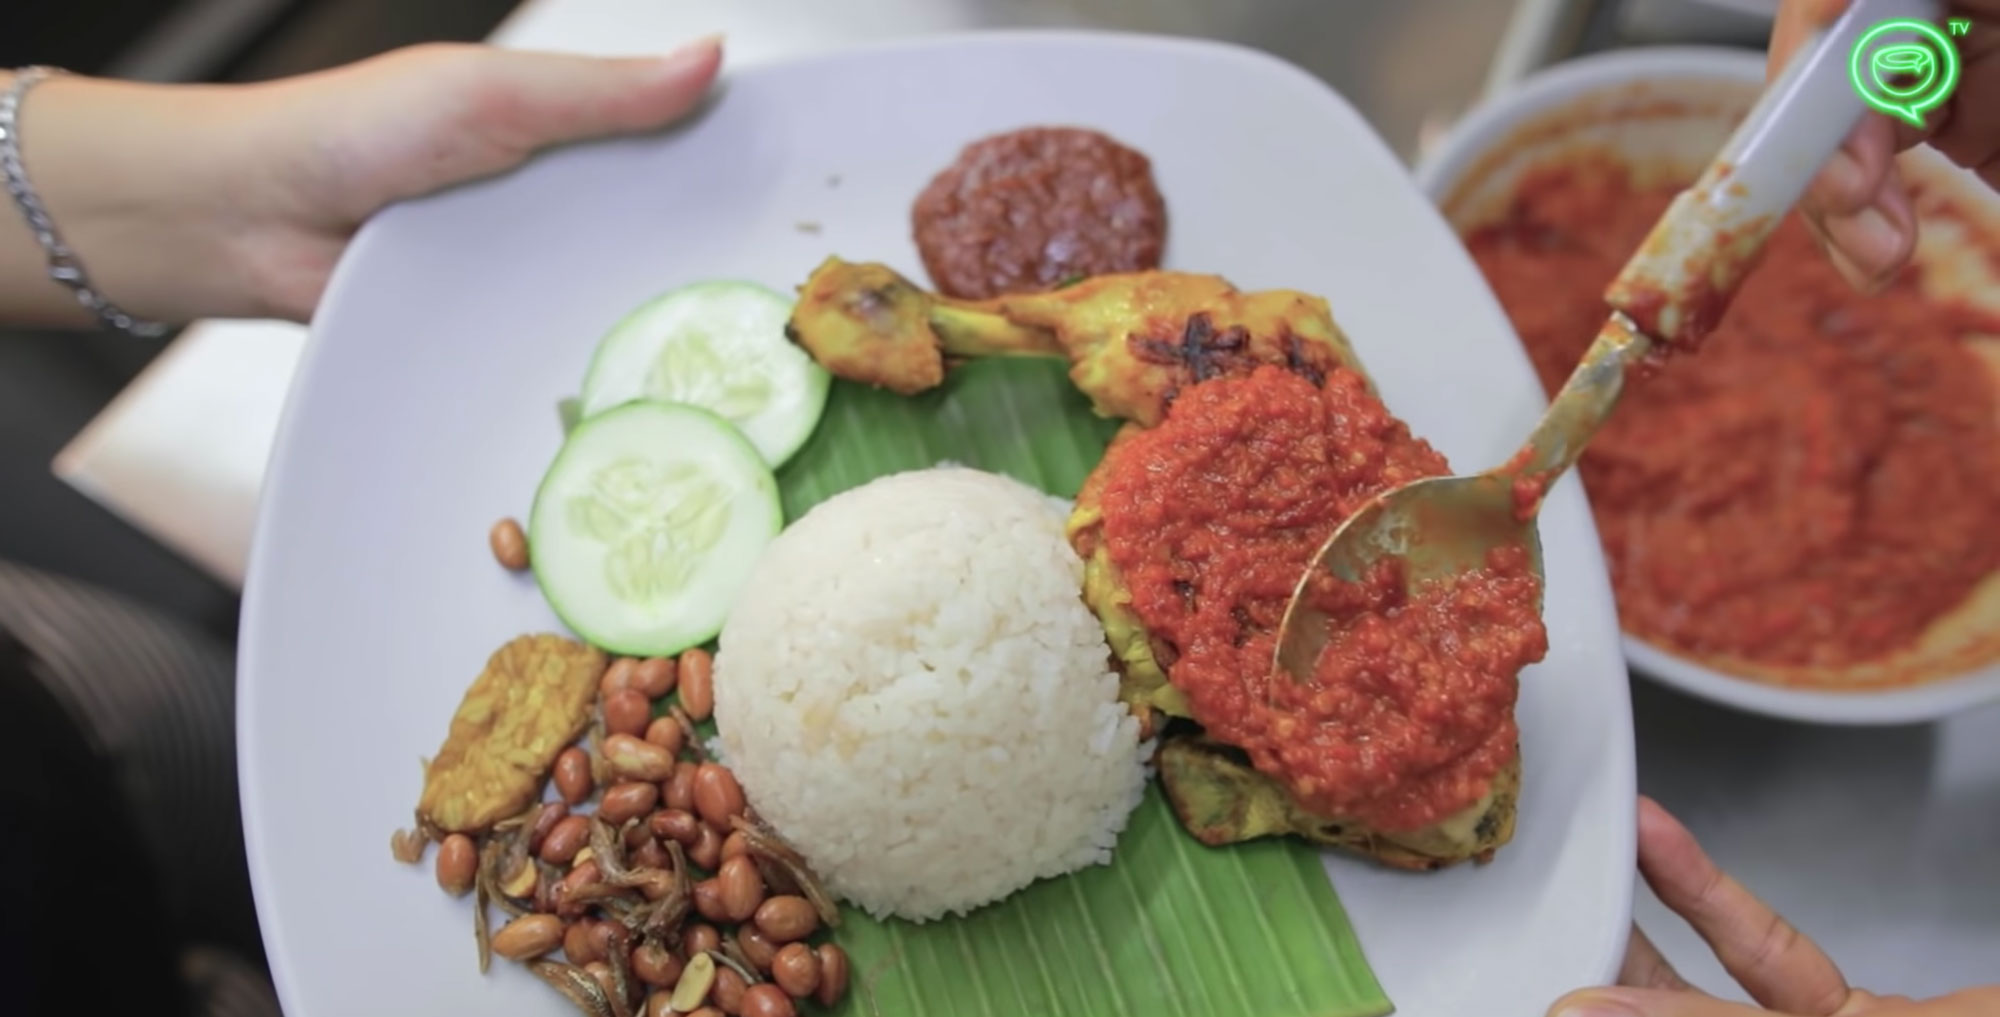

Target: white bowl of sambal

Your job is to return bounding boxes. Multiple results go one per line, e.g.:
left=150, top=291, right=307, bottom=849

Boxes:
left=1416, top=47, right=2000, bottom=724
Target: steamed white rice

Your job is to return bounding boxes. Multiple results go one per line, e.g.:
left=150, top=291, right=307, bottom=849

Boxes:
left=712, top=466, right=1149, bottom=922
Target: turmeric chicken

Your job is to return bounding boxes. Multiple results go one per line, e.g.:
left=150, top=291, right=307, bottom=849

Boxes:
left=785, top=258, right=1525, bottom=871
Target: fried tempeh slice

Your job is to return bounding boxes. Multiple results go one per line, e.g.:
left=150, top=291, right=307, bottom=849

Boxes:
left=419, top=634, right=608, bottom=834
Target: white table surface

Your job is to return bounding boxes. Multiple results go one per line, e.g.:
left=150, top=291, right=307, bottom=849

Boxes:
left=51, top=0, right=2000, bottom=1007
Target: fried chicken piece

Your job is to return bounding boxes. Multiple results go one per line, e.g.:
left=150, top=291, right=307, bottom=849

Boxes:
left=786, top=256, right=1365, bottom=425
left=1069, top=432, right=1522, bottom=870
left=417, top=634, right=607, bottom=835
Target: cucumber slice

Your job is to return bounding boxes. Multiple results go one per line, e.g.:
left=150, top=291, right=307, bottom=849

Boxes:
left=579, top=281, right=830, bottom=467
left=529, top=400, right=782, bottom=657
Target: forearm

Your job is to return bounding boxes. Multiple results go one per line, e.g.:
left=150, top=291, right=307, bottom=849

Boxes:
left=0, top=69, right=282, bottom=330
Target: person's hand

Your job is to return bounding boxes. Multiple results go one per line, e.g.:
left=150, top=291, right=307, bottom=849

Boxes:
left=1767, top=1, right=2000, bottom=291
left=0, top=37, right=722, bottom=328
left=1546, top=797, right=2000, bottom=1017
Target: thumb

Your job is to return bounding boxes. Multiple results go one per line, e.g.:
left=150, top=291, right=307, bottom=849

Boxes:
left=466, top=36, right=726, bottom=153
left=1549, top=988, right=1801, bottom=1017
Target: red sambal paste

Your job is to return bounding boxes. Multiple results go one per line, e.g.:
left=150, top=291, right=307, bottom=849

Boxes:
left=1466, top=158, right=2000, bottom=671
left=1097, top=365, right=1548, bottom=831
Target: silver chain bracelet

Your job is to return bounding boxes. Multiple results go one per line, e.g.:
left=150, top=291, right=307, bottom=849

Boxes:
left=1, top=66, right=169, bottom=338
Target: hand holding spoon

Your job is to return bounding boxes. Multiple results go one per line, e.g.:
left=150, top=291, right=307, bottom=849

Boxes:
left=1273, top=0, right=1943, bottom=682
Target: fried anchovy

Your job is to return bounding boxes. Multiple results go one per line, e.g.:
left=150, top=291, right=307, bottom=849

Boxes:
left=624, top=841, right=692, bottom=943
left=566, top=882, right=639, bottom=908
left=527, top=960, right=617, bottom=1017
left=671, top=706, right=709, bottom=762
left=474, top=839, right=504, bottom=974
left=603, top=927, right=638, bottom=1017
left=717, top=941, right=765, bottom=984
left=588, top=716, right=613, bottom=786
left=731, top=816, right=841, bottom=928
left=589, top=818, right=631, bottom=881
left=589, top=817, right=669, bottom=894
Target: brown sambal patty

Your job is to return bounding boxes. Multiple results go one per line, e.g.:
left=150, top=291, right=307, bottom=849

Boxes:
left=912, top=127, right=1167, bottom=300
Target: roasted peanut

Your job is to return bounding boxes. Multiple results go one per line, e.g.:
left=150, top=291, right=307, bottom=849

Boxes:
left=631, top=941, right=683, bottom=988
left=434, top=833, right=477, bottom=896
left=678, top=649, right=714, bottom=720
left=603, top=733, right=675, bottom=781
left=739, top=983, right=795, bottom=1017
left=670, top=950, right=718, bottom=1012
left=717, top=855, right=765, bottom=923
left=553, top=748, right=593, bottom=805
left=490, top=914, right=564, bottom=960
left=490, top=518, right=529, bottom=570
left=631, top=837, right=669, bottom=870
left=527, top=802, right=569, bottom=854
left=770, top=942, right=819, bottom=998
left=624, top=821, right=654, bottom=850
left=712, top=965, right=748, bottom=1015
left=539, top=815, right=592, bottom=865
left=753, top=896, right=818, bottom=943
left=650, top=808, right=701, bottom=846
left=664, top=762, right=698, bottom=813
left=555, top=860, right=602, bottom=915
left=681, top=923, right=721, bottom=960
left=600, top=657, right=640, bottom=697
left=603, top=689, right=652, bottom=739
left=693, top=878, right=730, bottom=922
left=814, top=943, right=849, bottom=1007
left=720, top=831, right=749, bottom=863
left=689, top=823, right=724, bottom=871
left=643, top=716, right=686, bottom=755
left=633, top=656, right=677, bottom=698
left=736, top=925, right=779, bottom=972
left=692, top=763, right=746, bottom=830
left=687, top=1009, right=725, bottom=1017
left=644, top=990, right=677, bottom=1017
left=564, top=918, right=607, bottom=966
left=598, top=781, right=660, bottom=825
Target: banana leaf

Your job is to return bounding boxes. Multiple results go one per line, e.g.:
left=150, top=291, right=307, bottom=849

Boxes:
left=764, top=357, right=1391, bottom=1017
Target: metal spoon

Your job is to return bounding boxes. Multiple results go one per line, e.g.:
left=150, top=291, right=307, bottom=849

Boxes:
left=1273, top=0, right=1943, bottom=683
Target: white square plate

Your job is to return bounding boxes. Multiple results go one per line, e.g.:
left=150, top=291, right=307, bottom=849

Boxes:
left=240, top=30, right=1635, bottom=1017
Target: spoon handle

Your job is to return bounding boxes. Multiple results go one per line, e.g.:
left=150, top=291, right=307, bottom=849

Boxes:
left=1604, top=0, right=1944, bottom=351
left=1495, top=312, right=1650, bottom=503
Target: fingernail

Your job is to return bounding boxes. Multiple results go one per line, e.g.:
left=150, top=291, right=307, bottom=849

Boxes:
left=1823, top=204, right=1904, bottom=292
left=1553, top=992, right=1642, bottom=1017
left=658, top=33, right=724, bottom=72
left=1818, top=148, right=1864, bottom=201
left=1552, top=992, right=1648, bottom=1017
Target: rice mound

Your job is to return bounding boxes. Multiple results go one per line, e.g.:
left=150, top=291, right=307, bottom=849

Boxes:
left=713, top=466, right=1149, bottom=922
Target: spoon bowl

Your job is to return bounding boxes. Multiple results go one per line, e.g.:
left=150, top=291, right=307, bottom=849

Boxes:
left=1273, top=472, right=1544, bottom=681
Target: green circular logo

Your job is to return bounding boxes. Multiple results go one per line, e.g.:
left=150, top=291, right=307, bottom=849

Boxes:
left=1849, top=19, right=1961, bottom=127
